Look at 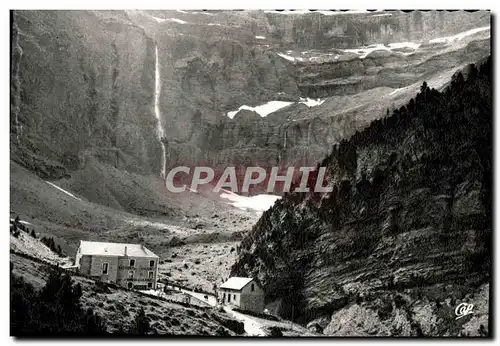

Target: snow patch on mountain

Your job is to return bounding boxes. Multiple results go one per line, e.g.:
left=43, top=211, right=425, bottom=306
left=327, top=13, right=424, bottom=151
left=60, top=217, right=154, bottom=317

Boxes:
left=10, top=218, right=32, bottom=225
left=227, top=101, right=293, bottom=119
left=429, top=26, right=490, bottom=44
left=255, top=36, right=266, bottom=39
left=264, top=10, right=382, bottom=16
left=227, top=98, right=326, bottom=119
left=153, top=17, right=188, bottom=24
left=388, top=42, right=421, bottom=50
left=277, top=52, right=299, bottom=62
left=191, top=11, right=214, bottom=16
left=46, top=182, right=82, bottom=201
left=300, top=97, right=325, bottom=107
left=168, top=18, right=188, bottom=24
left=220, top=190, right=281, bottom=213
left=335, top=26, right=488, bottom=60
left=342, top=44, right=391, bottom=58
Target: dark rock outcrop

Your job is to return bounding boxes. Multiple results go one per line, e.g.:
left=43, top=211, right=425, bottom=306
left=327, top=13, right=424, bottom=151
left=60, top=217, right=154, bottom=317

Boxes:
left=231, top=58, right=492, bottom=336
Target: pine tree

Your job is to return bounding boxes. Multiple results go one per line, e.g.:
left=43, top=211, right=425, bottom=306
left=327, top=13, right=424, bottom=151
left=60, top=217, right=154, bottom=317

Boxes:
left=130, top=307, right=150, bottom=335
left=420, top=81, right=428, bottom=94
left=11, top=266, right=107, bottom=335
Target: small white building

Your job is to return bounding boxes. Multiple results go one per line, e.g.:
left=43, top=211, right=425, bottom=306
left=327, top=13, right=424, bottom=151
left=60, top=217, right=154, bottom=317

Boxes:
left=219, top=277, right=264, bottom=313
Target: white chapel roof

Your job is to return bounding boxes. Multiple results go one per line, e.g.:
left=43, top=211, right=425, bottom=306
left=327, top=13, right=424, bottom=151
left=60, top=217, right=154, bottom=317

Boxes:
left=220, top=277, right=254, bottom=290
left=79, top=241, right=158, bottom=258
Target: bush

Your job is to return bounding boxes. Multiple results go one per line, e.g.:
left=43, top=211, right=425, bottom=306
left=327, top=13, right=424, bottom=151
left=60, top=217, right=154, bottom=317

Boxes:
left=94, top=281, right=111, bottom=294
left=269, top=326, right=283, bottom=337
left=10, top=265, right=107, bottom=335
left=129, top=307, right=150, bottom=335
left=40, top=237, right=64, bottom=257
left=211, top=313, right=245, bottom=335
left=215, top=326, right=230, bottom=336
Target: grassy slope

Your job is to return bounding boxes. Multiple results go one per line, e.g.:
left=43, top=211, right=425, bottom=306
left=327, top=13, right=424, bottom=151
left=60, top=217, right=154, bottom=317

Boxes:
left=10, top=253, right=242, bottom=336
left=10, top=160, right=258, bottom=293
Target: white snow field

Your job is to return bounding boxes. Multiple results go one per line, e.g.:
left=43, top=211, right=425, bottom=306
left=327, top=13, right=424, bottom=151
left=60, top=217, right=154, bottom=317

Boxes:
left=227, top=98, right=325, bottom=119
left=45, top=181, right=82, bottom=201
left=220, top=189, right=281, bottom=212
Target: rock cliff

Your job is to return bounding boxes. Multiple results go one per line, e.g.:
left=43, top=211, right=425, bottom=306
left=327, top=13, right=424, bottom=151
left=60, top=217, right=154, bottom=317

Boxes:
left=10, top=10, right=491, bottom=205
left=127, top=10, right=490, bottom=184
left=231, top=58, right=492, bottom=336
left=11, top=10, right=161, bottom=179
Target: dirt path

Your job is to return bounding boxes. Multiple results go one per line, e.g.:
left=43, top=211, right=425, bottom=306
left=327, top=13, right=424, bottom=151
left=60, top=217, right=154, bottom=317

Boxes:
left=180, top=288, right=266, bottom=336
left=224, top=307, right=266, bottom=336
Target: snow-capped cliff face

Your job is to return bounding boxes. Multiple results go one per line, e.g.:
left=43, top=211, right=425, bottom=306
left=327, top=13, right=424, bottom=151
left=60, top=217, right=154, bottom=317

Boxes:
left=125, top=10, right=490, bottom=186
left=11, top=10, right=490, bottom=197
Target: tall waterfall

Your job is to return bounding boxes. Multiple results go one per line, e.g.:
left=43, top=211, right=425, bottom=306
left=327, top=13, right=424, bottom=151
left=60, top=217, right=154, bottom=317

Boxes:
left=154, top=45, right=167, bottom=178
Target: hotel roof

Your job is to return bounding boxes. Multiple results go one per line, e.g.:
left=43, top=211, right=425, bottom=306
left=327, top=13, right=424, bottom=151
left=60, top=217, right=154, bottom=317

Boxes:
left=78, top=241, right=158, bottom=258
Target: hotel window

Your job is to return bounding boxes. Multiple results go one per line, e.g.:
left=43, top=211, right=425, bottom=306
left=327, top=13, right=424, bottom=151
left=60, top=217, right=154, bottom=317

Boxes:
left=148, top=271, right=154, bottom=279
left=148, top=282, right=153, bottom=289
left=251, top=284, right=255, bottom=292
left=149, top=260, right=155, bottom=267
left=129, top=259, right=135, bottom=267
left=233, top=294, right=236, bottom=300
left=128, top=270, right=134, bottom=279
left=102, top=263, right=108, bottom=275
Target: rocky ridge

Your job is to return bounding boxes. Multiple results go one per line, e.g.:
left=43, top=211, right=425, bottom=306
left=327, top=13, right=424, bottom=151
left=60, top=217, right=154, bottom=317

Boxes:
left=231, top=58, right=492, bottom=336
